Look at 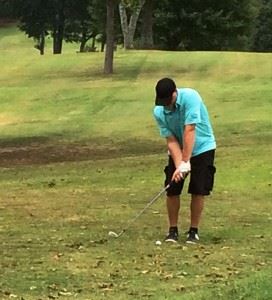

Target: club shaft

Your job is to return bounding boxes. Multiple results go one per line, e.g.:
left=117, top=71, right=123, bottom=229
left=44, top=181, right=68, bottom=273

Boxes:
left=121, top=183, right=170, bottom=233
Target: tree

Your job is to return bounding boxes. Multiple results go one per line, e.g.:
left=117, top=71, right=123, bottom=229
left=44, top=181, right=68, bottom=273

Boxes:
left=0, top=0, right=18, bottom=19
left=51, top=0, right=65, bottom=54
left=139, top=0, right=154, bottom=49
left=153, top=0, right=257, bottom=51
left=64, top=0, right=106, bottom=52
left=104, top=0, right=116, bottom=74
left=16, top=0, right=65, bottom=54
left=18, top=0, right=51, bottom=55
left=119, top=0, right=145, bottom=49
left=16, top=0, right=108, bottom=54
left=252, top=0, right=272, bottom=52
left=65, top=0, right=96, bottom=52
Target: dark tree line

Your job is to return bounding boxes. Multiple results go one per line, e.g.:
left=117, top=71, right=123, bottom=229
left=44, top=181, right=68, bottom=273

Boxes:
left=0, top=0, right=107, bottom=55
left=1, top=0, right=271, bottom=53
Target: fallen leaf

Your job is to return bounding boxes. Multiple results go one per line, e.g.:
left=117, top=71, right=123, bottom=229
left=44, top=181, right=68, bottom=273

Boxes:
left=176, top=285, right=186, bottom=292
left=98, top=283, right=113, bottom=289
left=253, top=235, right=264, bottom=239
left=58, top=291, right=72, bottom=296
left=163, top=273, right=174, bottom=280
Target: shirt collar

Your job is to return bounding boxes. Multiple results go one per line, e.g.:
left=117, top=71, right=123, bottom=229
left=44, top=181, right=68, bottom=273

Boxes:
left=163, top=96, right=180, bottom=115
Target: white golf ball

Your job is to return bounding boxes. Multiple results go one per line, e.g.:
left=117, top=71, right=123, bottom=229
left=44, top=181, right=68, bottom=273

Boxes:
left=155, top=240, right=162, bottom=246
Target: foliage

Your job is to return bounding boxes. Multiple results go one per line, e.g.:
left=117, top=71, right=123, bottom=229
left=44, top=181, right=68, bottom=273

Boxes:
left=121, top=0, right=145, bottom=9
left=0, top=0, right=17, bottom=18
left=11, top=0, right=107, bottom=54
left=252, top=0, right=272, bottom=51
left=64, top=0, right=106, bottom=52
left=153, top=0, right=258, bottom=50
left=17, top=0, right=51, bottom=39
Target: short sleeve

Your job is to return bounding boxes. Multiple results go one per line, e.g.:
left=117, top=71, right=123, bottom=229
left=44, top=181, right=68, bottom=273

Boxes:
left=153, top=109, right=173, bottom=138
left=184, top=90, right=202, bottom=125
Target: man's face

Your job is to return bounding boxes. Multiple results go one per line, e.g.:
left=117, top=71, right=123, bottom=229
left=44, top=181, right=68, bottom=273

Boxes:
left=164, top=90, right=177, bottom=110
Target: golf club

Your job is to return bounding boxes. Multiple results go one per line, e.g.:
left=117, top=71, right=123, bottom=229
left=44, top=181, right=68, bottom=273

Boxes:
left=108, top=182, right=172, bottom=238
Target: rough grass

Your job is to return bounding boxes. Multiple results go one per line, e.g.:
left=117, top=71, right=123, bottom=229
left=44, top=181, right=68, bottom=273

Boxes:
left=0, top=25, right=271, bottom=299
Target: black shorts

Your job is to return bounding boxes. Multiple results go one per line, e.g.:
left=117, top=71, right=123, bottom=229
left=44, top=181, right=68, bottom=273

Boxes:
left=164, top=150, right=216, bottom=196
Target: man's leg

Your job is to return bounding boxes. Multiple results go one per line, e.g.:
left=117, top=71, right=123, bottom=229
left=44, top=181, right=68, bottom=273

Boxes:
left=164, top=156, right=184, bottom=242
left=190, top=194, right=204, bottom=228
left=165, top=195, right=180, bottom=242
left=186, top=194, right=204, bottom=244
left=167, top=195, right=180, bottom=227
left=187, top=150, right=216, bottom=243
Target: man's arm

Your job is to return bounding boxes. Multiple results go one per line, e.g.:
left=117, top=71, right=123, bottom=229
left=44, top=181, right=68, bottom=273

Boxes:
left=170, top=124, right=195, bottom=182
left=166, top=136, right=186, bottom=183
left=166, top=136, right=183, bottom=168
left=182, top=124, right=196, bottom=162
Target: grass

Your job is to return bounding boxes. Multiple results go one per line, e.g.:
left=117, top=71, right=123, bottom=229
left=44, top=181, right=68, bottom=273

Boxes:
left=0, top=25, right=271, bottom=299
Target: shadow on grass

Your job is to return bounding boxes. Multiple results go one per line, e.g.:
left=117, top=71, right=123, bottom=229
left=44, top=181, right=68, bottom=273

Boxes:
left=0, top=135, right=164, bottom=167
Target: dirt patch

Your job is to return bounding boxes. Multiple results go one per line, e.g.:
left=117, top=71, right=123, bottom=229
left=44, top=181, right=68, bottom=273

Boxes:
left=0, top=137, right=164, bottom=167
left=0, top=143, right=118, bottom=167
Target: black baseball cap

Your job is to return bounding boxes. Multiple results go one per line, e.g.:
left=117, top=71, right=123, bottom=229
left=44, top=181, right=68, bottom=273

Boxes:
left=155, top=78, right=176, bottom=106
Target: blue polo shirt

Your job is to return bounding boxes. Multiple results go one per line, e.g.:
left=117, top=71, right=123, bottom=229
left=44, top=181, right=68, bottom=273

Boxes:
left=153, top=88, right=216, bottom=157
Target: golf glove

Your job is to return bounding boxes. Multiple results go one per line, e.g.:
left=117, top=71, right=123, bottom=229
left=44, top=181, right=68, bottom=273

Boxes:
left=178, top=161, right=191, bottom=178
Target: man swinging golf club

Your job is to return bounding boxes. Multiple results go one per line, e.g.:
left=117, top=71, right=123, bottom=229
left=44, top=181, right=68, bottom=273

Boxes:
left=153, top=78, right=216, bottom=244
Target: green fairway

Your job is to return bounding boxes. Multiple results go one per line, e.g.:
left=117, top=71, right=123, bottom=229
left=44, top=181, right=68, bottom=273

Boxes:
left=0, top=25, right=271, bottom=300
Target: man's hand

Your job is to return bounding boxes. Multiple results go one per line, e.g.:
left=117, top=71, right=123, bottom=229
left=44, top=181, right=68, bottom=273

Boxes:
left=179, top=161, right=191, bottom=174
left=172, top=161, right=191, bottom=182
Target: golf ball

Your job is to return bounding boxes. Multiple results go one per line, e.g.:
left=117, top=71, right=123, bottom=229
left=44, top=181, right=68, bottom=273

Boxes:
left=155, top=240, right=162, bottom=246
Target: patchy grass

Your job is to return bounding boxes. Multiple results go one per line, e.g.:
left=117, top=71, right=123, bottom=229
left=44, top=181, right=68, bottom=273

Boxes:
left=0, top=26, right=271, bottom=299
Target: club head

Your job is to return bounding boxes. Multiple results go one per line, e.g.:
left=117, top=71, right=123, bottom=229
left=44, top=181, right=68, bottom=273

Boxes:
left=108, top=231, right=119, bottom=238
left=108, top=229, right=126, bottom=238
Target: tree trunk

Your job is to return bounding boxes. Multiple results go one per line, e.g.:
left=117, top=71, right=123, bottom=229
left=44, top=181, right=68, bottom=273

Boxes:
left=80, top=40, right=87, bottom=53
left=53, top=1, right=65, bottom=54
left=91, top=36, right=96, bottom=50
left=40, top=32, right=45, bottom=55
left=34, top=32, right=45, bottom=55
left=140, top=0, right=153, bottom=49
left=101, top=40, right=105, bottom=52
left=79, top=31, right=87, bottom=52
left=104, top=0, right=115, bottom=74
left=119, top=0, right=145, bottom=49
left=119, top=2, right=130, bottom=48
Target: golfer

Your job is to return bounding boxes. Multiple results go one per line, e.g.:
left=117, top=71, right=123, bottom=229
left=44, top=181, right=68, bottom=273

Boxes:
left=153, top=78, right=216, bottom=244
